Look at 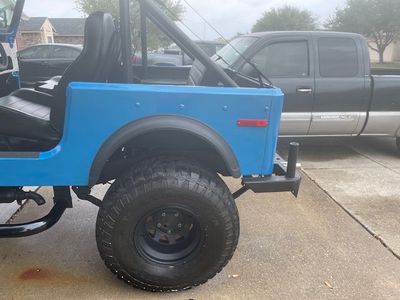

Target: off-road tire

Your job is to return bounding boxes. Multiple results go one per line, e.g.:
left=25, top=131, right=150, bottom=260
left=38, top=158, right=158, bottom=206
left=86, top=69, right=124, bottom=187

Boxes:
left=96, top=156, right=240, bottom=292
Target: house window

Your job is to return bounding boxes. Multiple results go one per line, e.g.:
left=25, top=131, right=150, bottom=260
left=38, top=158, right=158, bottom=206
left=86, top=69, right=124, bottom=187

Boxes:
left=47, top=36, right=54, bottom=44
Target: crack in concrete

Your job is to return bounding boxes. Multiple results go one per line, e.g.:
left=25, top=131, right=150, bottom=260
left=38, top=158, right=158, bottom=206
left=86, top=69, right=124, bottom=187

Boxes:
left=347, top=145, right=400, bottom=176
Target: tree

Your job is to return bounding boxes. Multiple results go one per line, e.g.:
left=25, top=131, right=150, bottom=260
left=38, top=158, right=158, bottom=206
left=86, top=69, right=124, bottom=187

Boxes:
left=326, top=0, right=400, bottom=64
left=75, top=0, right=185, bottom=50
left=252, top=6, right=317, bottom=33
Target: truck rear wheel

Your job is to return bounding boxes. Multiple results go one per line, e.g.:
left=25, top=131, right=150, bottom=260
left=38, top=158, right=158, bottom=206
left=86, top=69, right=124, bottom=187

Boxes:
left=96, top=157, right=240, bottom=292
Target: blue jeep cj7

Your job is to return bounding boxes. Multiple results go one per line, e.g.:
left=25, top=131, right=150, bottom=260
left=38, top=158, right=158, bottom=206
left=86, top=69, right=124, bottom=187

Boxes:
left=0, top=0, right=300, bottom=292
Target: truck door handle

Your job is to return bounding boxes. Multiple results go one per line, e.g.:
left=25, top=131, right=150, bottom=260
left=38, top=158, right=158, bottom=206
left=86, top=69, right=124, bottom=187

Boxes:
left=297, top=87, right=313, bottom=94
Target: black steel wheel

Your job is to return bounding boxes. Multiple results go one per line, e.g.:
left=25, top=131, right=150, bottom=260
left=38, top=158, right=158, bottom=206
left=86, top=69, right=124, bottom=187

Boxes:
left=96, top=157, right=240, bottom=292
left=134, top=206, right=202, bottom=264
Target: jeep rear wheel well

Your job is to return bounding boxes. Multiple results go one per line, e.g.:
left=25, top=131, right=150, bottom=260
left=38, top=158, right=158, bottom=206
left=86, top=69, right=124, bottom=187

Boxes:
left=89, top=116, right=241, bottom=185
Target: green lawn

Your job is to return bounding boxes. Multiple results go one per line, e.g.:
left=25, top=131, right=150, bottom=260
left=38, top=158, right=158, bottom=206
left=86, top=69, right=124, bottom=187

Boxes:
left=371, top=62, right=400, bottom=69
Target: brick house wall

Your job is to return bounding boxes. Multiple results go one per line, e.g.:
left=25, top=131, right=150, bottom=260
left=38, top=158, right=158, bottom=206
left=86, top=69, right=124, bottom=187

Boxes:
left=54, top=35, right=84, bottom=45
left=16, top=19, right=55, bottom=50
left=16, top=17, right=84, bottom=50
left=16, top=32, right=41, bottom=50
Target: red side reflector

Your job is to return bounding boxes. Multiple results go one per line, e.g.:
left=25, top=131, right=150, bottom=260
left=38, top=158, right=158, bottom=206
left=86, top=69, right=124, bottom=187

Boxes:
left=237, top=119, right=269, bottom=127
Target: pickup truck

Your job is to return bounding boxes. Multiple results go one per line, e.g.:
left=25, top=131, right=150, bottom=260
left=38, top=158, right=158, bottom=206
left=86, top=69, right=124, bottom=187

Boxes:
left=214, top=31, right=400, bottom=147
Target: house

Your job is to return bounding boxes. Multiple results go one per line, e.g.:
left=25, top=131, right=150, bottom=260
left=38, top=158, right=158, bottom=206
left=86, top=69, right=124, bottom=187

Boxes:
left=16, top=16, right=85, bottom=50
left=49, top=18, right=85, bottom=45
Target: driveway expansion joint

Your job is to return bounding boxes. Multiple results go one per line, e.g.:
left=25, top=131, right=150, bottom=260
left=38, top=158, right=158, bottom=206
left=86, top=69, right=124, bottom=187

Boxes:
left=300, top=169, right=400, bottom=261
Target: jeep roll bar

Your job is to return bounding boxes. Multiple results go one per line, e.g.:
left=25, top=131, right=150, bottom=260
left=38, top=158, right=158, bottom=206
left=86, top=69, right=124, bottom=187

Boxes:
left=117, top=0, right=238, bottom=87
left=140, top=0, right=238, bottom=87
left=119, top=0, right=134, bottom=83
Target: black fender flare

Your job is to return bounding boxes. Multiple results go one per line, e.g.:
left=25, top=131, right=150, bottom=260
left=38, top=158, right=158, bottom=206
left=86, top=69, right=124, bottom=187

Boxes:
left=89, top=115, right=241, bottom=185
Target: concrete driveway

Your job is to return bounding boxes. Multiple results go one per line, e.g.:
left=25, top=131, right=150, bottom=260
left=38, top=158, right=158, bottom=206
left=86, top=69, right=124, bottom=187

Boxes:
left=1, top=166, right=400, bottom=299
left=279, top=136, right=400, bottom=259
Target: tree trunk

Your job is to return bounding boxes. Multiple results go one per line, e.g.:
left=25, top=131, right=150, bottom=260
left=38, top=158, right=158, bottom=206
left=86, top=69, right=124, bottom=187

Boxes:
left=379, top=50, right=384, bottom=64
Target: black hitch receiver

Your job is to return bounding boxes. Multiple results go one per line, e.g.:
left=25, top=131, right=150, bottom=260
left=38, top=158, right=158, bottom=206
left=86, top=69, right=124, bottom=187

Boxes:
left=0, top=187, right=72, bottom=238
left=233, top=143, right=301, bottom=199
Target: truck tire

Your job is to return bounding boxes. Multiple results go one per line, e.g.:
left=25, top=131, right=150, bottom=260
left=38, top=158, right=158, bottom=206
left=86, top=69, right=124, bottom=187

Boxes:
left=96, top=156, right=240, bottom=292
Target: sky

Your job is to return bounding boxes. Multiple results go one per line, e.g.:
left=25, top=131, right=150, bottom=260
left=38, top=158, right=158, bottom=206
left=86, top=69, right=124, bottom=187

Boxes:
left=24, top=0, right=347, bottom=40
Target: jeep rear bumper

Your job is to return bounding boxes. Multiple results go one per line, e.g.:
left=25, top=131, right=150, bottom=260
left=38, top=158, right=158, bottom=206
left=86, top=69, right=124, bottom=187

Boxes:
left=233, top=143, right=301, bottom=199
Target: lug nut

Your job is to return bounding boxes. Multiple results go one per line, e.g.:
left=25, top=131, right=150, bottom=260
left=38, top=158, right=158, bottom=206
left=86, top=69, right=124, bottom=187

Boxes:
left=157, top=223, right=162, bottom=228
left=178, top=224, right=182, bottom=228
left=161, top=213, right=166, bottom=217
left=174, top=212, right=179, bottom=217
left=167, top=230, right=172, bottom=234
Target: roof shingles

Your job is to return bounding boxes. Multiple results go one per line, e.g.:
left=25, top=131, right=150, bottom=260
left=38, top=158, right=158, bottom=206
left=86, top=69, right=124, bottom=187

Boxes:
left=19, top=17, right=47, bottom=32
left=50, top=18, right=85, bottom=36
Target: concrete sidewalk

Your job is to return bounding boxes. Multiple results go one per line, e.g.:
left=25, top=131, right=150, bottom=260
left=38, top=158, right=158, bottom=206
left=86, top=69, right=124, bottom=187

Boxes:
left=0, top=175, right=399, bottom=299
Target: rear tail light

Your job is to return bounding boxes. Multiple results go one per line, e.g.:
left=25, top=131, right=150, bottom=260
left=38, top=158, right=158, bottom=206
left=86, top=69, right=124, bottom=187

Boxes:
left=237, top=119, right=269, bottom=127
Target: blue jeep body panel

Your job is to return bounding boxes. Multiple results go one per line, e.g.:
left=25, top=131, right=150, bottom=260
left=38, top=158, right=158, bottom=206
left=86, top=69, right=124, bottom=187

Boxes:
left=0, top=83, right=283, bottom=186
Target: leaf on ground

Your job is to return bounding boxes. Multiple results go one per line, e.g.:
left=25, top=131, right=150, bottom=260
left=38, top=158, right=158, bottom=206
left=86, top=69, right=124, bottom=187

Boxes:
left=324, top=281, right=333, bottom=289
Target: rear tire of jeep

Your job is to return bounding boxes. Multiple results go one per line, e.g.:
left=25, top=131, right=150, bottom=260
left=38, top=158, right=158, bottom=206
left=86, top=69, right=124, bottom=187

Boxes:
left=95, top=157, right=240, bottom=292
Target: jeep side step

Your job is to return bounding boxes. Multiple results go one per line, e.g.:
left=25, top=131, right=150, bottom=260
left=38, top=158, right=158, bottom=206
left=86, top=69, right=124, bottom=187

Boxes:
left=0, top=187, right=72, bottom=238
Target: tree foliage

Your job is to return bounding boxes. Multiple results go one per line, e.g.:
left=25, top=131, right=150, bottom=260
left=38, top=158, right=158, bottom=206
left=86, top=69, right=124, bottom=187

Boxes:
left=326, top=0, right=400, bottom=63
left=75, top=0, right=185, bottom=50
left=252, top=6, right=317, bottom=33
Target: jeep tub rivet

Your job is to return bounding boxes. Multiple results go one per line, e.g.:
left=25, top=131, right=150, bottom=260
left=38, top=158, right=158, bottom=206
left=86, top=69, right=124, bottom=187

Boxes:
left=179, top=104, right=185, bottom=109
left=135, top=102, right=141, bottom=107
left=223, top=105, right=228, bottom=111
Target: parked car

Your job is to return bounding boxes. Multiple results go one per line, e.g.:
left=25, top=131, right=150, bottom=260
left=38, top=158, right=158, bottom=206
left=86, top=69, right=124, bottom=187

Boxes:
left=212, top=31, right=400, bottom=145
left=135, top=40, right=226, bottom=66
left=18, top=43, right=82, bottom=85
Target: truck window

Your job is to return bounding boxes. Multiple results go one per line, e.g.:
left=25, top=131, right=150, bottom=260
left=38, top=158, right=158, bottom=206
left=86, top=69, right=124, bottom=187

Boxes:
left=215, top=36, right=258, bottom=67
left=318, top=37, right=358, bottom=77
left=243, top=41, right=309, bottom=78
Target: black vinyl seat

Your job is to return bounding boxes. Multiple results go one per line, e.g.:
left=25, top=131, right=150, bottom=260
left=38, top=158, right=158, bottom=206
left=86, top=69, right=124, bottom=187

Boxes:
left=0, top=12, right=121, bottom=149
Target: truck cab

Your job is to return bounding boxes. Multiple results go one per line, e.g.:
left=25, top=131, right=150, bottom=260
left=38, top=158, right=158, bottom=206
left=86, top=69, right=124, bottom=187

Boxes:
left=215, top=31, right=400, bottom=141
